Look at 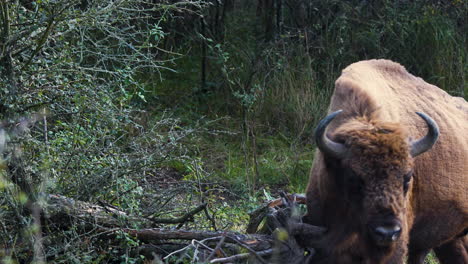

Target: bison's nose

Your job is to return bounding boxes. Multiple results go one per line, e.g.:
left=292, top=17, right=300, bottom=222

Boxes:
left=371, top=225, right=401, bottom=246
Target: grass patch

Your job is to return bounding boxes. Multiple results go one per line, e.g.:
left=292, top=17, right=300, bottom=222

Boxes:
left=425, top=251, right=439, bottom=264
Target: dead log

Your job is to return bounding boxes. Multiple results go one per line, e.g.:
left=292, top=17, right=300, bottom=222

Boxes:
left=43, top=194, right=207, bottom=229
left=43, top=194, right=154, bottom=228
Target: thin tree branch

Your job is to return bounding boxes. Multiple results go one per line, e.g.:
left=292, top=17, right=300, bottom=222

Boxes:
left=150, top=203, right=207, bottom=225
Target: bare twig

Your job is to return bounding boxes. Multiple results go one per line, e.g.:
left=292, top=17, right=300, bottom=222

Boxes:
left=226, top=235, right=269, bottom=264
left=163, top=236, right=223, bottom=260
left=162, top=242, right=193, bottom=260
left=203, top=205, right=217, bottom=231
left=206, top=234, right=227, bottom=261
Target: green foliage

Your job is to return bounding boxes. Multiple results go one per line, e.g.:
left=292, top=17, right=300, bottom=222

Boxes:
left=215, top=135, right=313, bottom=192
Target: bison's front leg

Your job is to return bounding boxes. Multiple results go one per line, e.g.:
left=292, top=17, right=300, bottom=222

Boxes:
left=407, top=248, right=430, bottom=264
left=433, top=236, right=468, bottom=264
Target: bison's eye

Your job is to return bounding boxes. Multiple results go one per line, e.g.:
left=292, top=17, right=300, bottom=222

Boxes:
left=403, top=172, right=412, bottom=193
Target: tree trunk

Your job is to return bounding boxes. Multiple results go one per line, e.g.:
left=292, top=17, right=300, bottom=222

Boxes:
left=257, top=0, right=275, bottom=42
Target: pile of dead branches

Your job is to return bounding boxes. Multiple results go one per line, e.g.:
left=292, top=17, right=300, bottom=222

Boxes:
left=40, top=192, right=325, bottom=263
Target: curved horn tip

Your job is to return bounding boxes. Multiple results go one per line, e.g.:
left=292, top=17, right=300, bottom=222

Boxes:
left=314, top=110, right=343, bottom=143
left=327, top=109, right=343, bottom=120
left=314, top=110, right=347, bottom=158
left=315, top=109, right=343, bottom=131
left=411, top=112, right=440, bottom=157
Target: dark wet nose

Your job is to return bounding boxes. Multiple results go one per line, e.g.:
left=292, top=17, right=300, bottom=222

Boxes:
left=370, top=225, right=402, bottom=246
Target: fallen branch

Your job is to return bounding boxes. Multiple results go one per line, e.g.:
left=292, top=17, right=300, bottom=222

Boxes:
left=206, top=234, right=227, bottom=261
left=121, top=228, right=272, bottom=252
left=149, top=203, right=207, bottom=225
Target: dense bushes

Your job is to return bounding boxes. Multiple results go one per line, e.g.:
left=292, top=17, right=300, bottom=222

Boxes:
left=0, top=1, right=213, bottom=262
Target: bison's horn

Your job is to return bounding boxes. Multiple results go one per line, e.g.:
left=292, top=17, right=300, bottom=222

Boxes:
left=315, top=110, right=347, bottom=158
left=410, top=112, right=439, bottom=157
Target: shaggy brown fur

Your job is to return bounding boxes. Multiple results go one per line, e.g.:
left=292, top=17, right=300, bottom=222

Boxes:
left=303, top=60, right=468, bottom=264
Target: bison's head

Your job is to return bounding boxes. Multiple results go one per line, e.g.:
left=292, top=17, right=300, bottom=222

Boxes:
left=315, top=110, right=438, bottom=251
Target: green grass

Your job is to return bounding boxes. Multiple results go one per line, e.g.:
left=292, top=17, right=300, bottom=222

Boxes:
left=425, top=251, right=439, bottom=264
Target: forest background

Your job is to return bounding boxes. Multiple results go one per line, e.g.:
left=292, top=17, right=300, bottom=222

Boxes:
left=0, top=0, right=466, bottom=263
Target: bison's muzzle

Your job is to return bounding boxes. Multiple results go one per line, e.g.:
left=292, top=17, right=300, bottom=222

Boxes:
left=368, top=219, right=402, bottom=247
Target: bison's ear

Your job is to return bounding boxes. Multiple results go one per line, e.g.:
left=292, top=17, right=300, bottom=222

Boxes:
left=410, top=112, right=439, bottom=157
left=315, top=110, right=348, bottom=159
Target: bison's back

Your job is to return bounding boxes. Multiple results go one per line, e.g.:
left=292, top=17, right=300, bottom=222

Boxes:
left=328, top=59, right=468, bottom=248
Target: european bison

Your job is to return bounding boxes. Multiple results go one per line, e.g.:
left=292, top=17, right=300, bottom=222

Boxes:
left=303, top=60, right=467, bottom=263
